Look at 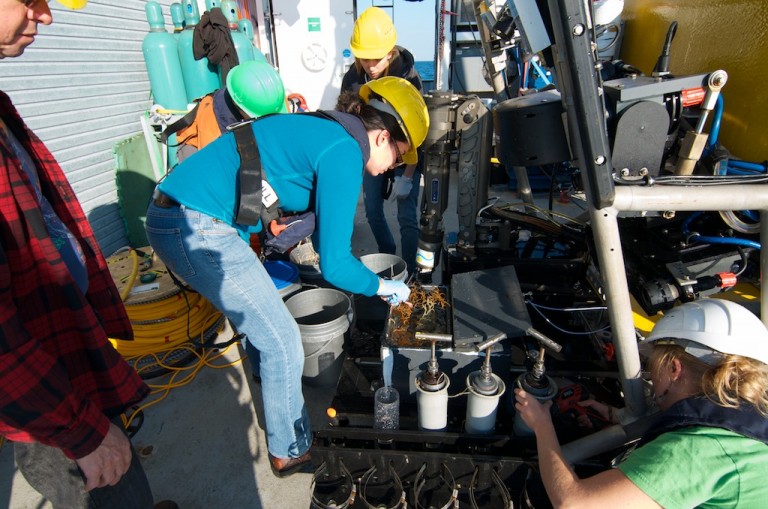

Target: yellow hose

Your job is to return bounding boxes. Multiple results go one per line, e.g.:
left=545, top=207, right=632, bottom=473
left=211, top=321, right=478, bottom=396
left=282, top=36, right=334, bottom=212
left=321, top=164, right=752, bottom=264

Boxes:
left=108, top=248, right=244, bottom=430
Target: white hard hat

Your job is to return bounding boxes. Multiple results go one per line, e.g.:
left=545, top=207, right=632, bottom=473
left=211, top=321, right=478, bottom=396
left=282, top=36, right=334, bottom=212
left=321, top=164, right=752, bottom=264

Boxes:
left=592, top=0, right=624, bottom=26
left=644, top=299, right=768, bottom=365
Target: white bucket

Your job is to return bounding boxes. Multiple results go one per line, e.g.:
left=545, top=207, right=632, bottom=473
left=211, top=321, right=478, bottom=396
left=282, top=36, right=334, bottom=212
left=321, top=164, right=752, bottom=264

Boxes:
left=359, top=253, right=408, bottom=281
left=356, top=253, right=409, bottom=322
left=415, top=376, right=451, bottom=431
left=285, top=288, right=353, bottom=386
left=465, top=373, right=506, bottom=435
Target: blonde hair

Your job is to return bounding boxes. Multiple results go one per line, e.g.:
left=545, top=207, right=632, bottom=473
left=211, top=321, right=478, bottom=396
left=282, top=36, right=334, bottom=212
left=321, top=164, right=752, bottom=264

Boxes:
left=650, top=344, right=768, bottom=416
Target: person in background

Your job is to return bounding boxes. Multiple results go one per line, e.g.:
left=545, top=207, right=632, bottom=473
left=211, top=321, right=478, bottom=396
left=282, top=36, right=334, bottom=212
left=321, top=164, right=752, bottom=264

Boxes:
left=515, top=298, right=768, bottom=508
left=0, top=1, right=174, bottom=507
left=341, top=6, right=424, bottom=277
left=162, top=59, right=287, bottom=163
left=145, top=76, right=428, bottom=477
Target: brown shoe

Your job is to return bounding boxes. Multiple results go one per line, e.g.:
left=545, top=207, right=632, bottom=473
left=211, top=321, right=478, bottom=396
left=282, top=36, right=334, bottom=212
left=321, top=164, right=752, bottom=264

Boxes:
left=268, top=450, right=312, bottom=478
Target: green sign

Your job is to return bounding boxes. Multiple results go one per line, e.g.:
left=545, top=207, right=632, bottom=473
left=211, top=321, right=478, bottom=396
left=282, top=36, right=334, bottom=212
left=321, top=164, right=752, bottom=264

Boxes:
left=308, top=17, right=321, bottom=32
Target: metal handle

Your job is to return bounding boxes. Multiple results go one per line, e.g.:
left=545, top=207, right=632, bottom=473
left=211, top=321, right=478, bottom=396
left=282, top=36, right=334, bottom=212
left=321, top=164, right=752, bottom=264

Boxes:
left=414, top=332, right=453, bottom=343
left=474, top=332, right=506, bottom=352
left=525, top=327, right=563, bottom=352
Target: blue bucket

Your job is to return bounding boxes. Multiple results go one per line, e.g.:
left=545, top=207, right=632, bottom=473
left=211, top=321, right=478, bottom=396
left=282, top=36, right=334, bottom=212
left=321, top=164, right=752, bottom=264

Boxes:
left=264, top=260, right=301, bottom=300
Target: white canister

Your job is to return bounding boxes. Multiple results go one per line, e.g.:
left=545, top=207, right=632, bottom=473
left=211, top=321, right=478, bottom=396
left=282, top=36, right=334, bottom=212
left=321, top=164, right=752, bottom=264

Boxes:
left=465, top=373, right=506, bottom=434
left=416, top=376, right=451, bottom=431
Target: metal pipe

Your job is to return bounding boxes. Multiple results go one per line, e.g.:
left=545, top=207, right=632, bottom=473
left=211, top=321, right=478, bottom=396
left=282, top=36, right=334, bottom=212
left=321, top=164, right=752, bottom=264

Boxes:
left=561, top=411, right=658, bottom=463
left=762, top=210, right=768, bottom=325
left=610, top=184, right=768, bottom=326
left=588, top=205, right=646, bottom=418
left=561, top=424, right=628, bottom=463
left=611, top=185, right=768, bottom=212
left=513, top=166, right=535, bottom=205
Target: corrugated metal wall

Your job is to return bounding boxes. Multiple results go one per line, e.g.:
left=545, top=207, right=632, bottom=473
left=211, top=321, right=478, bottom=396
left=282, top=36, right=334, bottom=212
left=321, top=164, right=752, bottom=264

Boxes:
left=0, top=0, right=176, bottom=257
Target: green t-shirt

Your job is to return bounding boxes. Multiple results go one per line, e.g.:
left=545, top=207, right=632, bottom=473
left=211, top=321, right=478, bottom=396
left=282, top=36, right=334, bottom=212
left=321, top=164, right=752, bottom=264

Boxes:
left=618, top=427, right=768, bottom=508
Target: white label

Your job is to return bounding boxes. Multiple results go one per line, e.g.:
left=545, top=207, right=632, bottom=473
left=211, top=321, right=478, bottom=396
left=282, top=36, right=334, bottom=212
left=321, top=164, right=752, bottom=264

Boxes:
left=262, top=180, right=278, bottom=208
left=130, top=283, right=160, bottom=295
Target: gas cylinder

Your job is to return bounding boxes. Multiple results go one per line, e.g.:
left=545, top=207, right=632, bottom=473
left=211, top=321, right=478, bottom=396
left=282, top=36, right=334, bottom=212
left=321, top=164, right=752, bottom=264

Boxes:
left=220, top=0, right=255, bottom=64
left=204, top=0, right=220, bottom=10
left=237, top=18, right=268, bottom=63
left=142, top=1, right=188, bottom=111
left=170, top=2, right=185, bottom=39
left=177, top=0, right=221, bottom=102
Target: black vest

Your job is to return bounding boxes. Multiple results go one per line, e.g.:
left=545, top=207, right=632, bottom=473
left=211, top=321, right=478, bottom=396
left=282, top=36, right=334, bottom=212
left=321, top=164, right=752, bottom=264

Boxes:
left=637, top=397, right=768, bottom=448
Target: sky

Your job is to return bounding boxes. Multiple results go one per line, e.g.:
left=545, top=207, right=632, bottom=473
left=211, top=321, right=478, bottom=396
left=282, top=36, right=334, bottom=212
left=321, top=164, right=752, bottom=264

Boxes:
left=356, top=0, right=437, bottom=62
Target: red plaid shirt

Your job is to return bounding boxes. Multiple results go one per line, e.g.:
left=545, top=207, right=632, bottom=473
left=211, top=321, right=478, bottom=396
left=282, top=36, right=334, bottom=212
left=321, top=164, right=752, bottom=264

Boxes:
left=0, top=91, right=148, bottom=459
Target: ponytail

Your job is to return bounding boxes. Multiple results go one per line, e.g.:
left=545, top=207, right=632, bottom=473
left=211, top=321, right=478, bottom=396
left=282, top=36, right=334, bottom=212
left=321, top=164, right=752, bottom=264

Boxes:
left=651, top=344, right=768, bottom=416
left=335, top=90, right=407, bottom=143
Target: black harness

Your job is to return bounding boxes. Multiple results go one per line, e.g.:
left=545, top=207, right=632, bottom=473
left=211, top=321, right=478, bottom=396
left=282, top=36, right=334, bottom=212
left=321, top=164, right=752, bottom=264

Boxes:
left=231, top=110, right=371, bottom=227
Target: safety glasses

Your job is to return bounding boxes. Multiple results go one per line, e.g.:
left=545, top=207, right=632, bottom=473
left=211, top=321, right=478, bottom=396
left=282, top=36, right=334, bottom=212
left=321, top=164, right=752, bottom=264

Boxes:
left=389, top=137, right=405, bottom=169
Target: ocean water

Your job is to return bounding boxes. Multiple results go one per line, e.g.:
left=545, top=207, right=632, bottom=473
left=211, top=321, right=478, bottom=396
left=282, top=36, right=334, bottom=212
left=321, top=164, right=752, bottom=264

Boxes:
left=415, top=60, right=435, bottom=83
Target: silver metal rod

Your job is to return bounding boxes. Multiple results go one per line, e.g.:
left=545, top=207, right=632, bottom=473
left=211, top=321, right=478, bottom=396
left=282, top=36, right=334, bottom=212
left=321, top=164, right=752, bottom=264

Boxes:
left=414, top=332, right=454, bottom=343
left=612, top=185, right=768, bottom=212
left=513, top=166, right=535, bottom=205
left=762, top=210, right=768, bottom=324
left=588, top=205, right=646, bottom=418
left=474, top=332, right=507, bottom=352
left=525, top=327, right=563, bottom=353
left=595, top=184, right=768, bottom=420
left=561, top=424, right=627, bottom=463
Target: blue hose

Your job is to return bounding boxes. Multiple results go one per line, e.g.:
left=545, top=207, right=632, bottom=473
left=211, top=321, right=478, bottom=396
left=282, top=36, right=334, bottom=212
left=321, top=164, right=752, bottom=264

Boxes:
left=682, top=211, right=760, bottom=250
left=707, top=94, right=724, bottom=149
left=687, top=234, right=761, bottom=250
left=726, top=166, right=764, bottom=175
left=729, top=159, right=767, bottom=172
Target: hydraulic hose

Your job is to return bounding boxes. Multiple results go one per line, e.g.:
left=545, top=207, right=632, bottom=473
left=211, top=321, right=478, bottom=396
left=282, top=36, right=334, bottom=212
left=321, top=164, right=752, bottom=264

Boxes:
left=682, top=211, right=761, bottom=250
left=706, top=94, right=724, bottom=150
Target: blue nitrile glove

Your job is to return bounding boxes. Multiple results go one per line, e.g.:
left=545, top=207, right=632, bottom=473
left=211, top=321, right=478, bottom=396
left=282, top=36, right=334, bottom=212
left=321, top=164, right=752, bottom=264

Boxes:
left=377, top=279, right=411, bottom=305
left=392, top=175, right=413, bottom=200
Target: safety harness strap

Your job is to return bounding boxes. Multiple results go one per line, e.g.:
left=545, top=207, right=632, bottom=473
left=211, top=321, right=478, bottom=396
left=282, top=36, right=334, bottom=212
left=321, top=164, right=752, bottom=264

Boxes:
left=231, top=111, right=369, bottom=227
left=158, top=100, right=203, bottom=144
left=232, top=122, right=280, bottom=226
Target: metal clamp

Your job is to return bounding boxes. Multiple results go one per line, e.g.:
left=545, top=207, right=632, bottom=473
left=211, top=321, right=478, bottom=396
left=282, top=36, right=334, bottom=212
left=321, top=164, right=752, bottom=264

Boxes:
left=413, top=463, right=459, bottom=509
left=469, top=466, right=512, bottom=509
left=358, top=462, right=407, bottom=509
left=310, top=461, right=356, bottom=509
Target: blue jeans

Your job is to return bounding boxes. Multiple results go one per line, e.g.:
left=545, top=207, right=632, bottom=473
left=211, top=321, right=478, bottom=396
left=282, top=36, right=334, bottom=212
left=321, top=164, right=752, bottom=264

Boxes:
left=145, top=202, right=311, bottom=459
left=362, top=166, right=420, bottom=275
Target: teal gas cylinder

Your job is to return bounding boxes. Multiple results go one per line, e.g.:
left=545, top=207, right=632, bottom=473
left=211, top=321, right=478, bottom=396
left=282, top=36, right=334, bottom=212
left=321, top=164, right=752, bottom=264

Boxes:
left=236, top=18, right=268, bottom=63
left=142, top=2, right=188, bottom=111
left=221, top=1, right=255, bottom=64
left=177, top=0, right=220, bottom=102
left=205, top=0, right=220, bottom=10
left=170, top=2, right=185, bottom=39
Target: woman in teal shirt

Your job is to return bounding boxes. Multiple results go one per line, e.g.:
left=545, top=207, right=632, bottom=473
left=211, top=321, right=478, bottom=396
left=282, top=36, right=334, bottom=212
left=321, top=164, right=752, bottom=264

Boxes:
left=145, top=77, right=428, bottom=477
left=515, top=299, right=768, bottom=508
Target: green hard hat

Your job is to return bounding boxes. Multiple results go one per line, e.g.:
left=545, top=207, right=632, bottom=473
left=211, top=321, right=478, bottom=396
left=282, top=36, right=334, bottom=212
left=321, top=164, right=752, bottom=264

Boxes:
left=226, top=61, right=287, bottom=119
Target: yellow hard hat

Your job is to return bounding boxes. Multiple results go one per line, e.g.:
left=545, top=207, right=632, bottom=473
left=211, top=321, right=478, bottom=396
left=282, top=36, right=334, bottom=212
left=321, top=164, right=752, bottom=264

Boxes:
left=55, top=0, right=88, bottom=9
left=349, top=7, right=397, bottom=59
left=359, top=77, right=429, bottom=165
